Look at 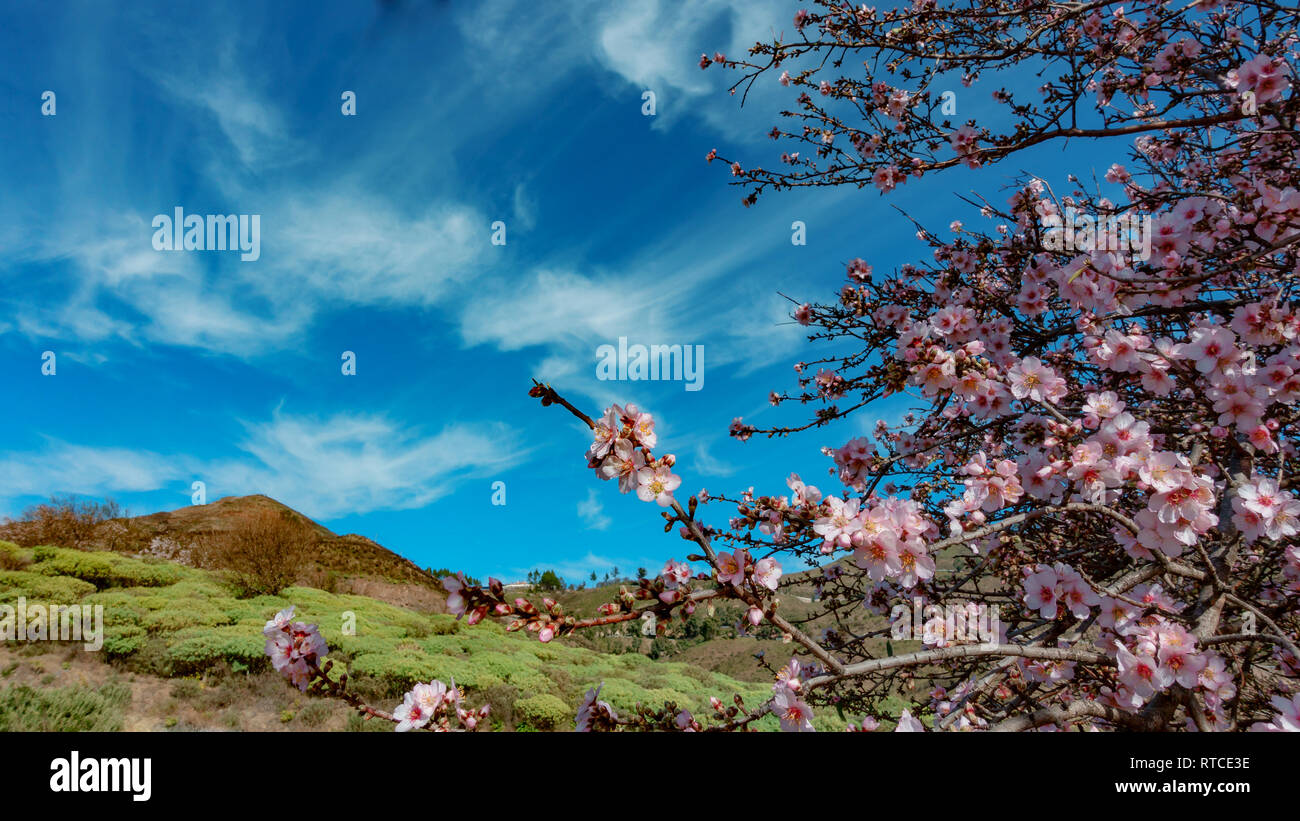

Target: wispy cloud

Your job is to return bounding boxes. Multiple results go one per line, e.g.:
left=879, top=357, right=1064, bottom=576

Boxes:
left=208, top=411, right=527, bottom=520
left=148, top=48, right=305, bottom=172
left=512, top=183, right=537, bottom=231
left=690, top=441, right=738, bottom=477
left=576, top=488, right=611, bottom=531
left=0, top=411, right=526, bottom=522
left=0, top=443, right=186, bottom=502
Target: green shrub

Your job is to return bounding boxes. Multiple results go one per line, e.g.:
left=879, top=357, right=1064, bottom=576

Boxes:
left=32, top=550, right=182, bottom=589
left=101, top=624, right=148, bottom=658
left=0, top=542, right=31, bottom=571
left=513, top=693, right=571, bottom=730
left=0, top=681, right=131, bottom=731
left=164, top=629, right=269, bottom=676
left=428, top=615, right=461, bottom=636
left=0, top=570, right=96, bottom=603
left=140, top=598, right=234, bottom=633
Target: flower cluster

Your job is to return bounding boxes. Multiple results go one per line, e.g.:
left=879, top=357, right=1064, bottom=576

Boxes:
left=575, top=684, right=619, bottom=732
left=813, top=495, right=938, bottom=588
left=1106, top=614, right=1217, bottom=715
left=393, top=679, right=489, bottom=732
left=1231, top=475, right=1300, bottom=545
left=588, top=404, right=682, bottom=507
left=263, top=606, right=328, bottom=692
left=771, top=659, right=814, bottom=732
left=1021, top=563, right=1100, bottom=621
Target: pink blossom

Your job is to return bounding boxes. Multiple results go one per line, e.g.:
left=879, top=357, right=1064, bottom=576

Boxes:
left=753, top=557, right=783, bottom=590
left=772, top=686, right=814, bottom=732
left=661, top=558, right=692, bottom=589
left=893, top=709, right=925, bottom=732
left=1008, top=356, right=1067, bottom=404
left=715, top=549, right=749, bottom=587
left=635, top=464, right=681, bottom=506
left=1023, top=567, right=1060, bottom=619
left=575, top=684, right=617, bottom=732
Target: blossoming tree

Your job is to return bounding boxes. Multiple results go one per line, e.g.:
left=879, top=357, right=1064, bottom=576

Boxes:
left=268, top=0, right=1299, bottom=732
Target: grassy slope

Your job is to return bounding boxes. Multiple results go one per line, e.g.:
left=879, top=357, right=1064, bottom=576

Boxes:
left=1, top=540, right=869, bottom=731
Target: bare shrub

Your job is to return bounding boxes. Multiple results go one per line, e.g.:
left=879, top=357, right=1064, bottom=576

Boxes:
left=95, top=517, right=148, bottom=553
left=197, top=509, right=314, bottom=597
left=1, top=495, right=124, bottom=548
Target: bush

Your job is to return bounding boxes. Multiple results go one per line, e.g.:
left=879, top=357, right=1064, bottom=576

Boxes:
left=31, top=550, right=182, bottom=589
left=0, top=495, right=126, bottom=549
left=0, top=542, right=30, bottom=571
left=513, top=693, right=571, bottom=730
left=295, top=700, right=334, bottom=728
left=164, top=630, right=269, bottom=676
left=0, top=570, right=97, bottom=604
left=197, top=509, right=313, bottom=597
left=0, top=681, right=131, bottom=731
left=101, top=625, right=149, bottom=659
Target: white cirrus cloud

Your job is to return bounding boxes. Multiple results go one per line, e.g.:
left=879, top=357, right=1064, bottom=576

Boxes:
left=0, top=411, right=527, bottom=522
left=577, top=488, right=611, bottom=531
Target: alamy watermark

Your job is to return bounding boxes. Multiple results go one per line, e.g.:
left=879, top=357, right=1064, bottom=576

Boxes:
left=152, top=207, right=260, bottom=261
left=1040, top=207, right=1152, bottom=263
left=0, top=597, right=103, bottom=651
left=890, top=598, right=1001, bottom=648
left=595, top=337, right=704, bottom=391
left=50, top=751, right=151, bottom=802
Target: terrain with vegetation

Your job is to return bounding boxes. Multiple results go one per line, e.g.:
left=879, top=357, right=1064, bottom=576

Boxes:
left=0, top=496, right=906, bottom=731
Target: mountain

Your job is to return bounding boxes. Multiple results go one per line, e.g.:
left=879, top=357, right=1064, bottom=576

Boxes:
left=3, top=494, right=447, bottom=612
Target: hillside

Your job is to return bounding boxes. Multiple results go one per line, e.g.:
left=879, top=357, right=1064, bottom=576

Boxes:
left=1, top=495, right=447, bottom=613
left=549, top=577, right=894, bottom=684
left=0, top=539, right=820, bottom=731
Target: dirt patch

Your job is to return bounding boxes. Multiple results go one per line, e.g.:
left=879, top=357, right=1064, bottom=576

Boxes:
left=342, top=577, right=446, bottom=613
left=0, top=643, right=373, bottom=732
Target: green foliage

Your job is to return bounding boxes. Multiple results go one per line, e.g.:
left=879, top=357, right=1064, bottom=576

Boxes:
left=101, top=624, right=149, bottom=658
left=0, top=541, right=32, bottom=571
left=0, top=570, right=96, bottom=603
left=164, top=628, right=269, bottom=676
left=30, top=547, right=182, bottom=589
left=427, top=568, right=480, bottom=586
left=3, top=541, right=781, bottom=729
left=536, top=570, right=565, bottom=591
left=513, top=693, right=571, bottom=730
left=0, top=681, right=131, bottom=731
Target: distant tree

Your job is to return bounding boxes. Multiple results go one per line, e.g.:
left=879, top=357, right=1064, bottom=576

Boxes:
left=636, top=567, right=647, bottom=580
left=428, top=567, right=480, bottom=586
left=537, top=570, right=565, bottom=592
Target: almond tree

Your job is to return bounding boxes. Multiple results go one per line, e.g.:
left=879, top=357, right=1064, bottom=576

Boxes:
left=270, top=0, right=1299, bottom=732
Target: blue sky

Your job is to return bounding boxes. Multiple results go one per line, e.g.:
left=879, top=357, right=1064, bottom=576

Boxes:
left=0, top=0, right=1087, bottom=582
